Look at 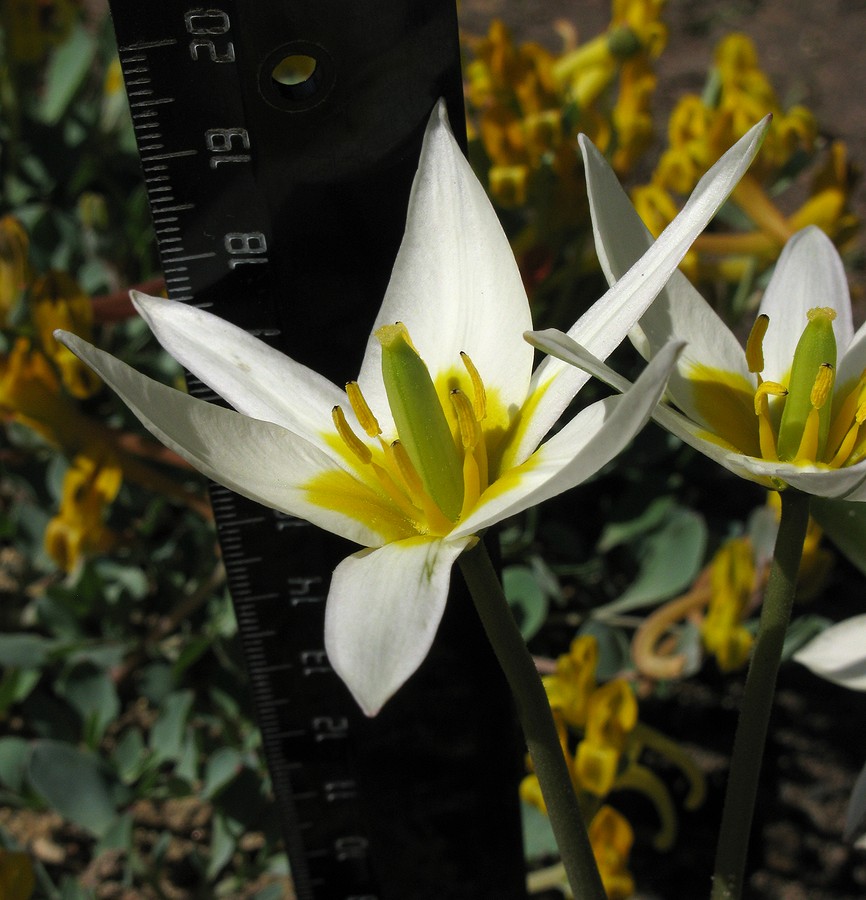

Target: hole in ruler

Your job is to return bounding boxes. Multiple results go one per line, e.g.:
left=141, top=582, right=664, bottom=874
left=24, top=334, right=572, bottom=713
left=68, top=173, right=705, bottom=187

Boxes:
left=271, top=54, right=319, bottom=98
left=260, top=42, right=334, bottom=111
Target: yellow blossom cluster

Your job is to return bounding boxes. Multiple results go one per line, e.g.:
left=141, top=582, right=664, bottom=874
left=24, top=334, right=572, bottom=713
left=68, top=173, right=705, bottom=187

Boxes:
left=0, top=216, right=205, bottom=571
left=634, top=498, right=833, bottom=677
left=521, top=634, right=705, bottom=896
left=632, top=34, right=858, bottom=284
left=463, top=0, right=666, bottom=218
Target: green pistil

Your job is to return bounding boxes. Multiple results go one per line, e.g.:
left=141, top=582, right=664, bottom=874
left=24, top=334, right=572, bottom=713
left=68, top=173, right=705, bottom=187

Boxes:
left=377, top=323, right=464, bottom=521
left=776, top=308, right=837, bottom=462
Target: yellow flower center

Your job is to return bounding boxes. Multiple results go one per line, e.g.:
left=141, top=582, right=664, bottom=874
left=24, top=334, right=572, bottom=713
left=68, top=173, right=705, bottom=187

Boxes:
left=325, top=324, right=492, bottom=539
left=695, top=307, right=866, bottom=469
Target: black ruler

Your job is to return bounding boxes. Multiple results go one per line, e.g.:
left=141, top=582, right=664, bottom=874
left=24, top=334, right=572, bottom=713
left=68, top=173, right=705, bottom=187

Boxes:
left=106, top=3, right=527, bottom=898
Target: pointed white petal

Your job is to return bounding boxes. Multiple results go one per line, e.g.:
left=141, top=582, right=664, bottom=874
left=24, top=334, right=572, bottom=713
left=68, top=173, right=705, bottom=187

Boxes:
left=453, top=341, right=683, bottom=538
left=794, top=615, right=866, bottom=691
left=734, top=457, right=866, bottom=499
left=325, top=535, right=473, bottom=716
left=838, top=314, right=866, bottom=392
left=758, top=227, right=853, bottom=384
left=356, top=101, right=533, bottom=435
left=525, top=328, right=766, bottom=484
left=508, top=117, right=769, bottom=467
left=131, top=292, right=344, bottom=440
left=578, top=135, right=754, bottom=424
left=56, top=332, right=386, bottom=547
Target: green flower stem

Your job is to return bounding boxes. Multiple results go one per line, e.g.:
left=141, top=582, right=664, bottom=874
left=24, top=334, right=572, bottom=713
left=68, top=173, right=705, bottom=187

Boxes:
left=711, top=488, right=811, bottom=900
left=458, top=541, right=606, bottom=900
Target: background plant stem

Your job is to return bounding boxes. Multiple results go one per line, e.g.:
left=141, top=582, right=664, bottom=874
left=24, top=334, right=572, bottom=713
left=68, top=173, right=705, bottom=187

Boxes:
left=459, top=541, right=607, bottom=899
left=711, top=489, right=811, bottom=899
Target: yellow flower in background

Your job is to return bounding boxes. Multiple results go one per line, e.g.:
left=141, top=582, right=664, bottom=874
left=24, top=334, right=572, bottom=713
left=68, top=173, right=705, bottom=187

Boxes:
left=0, top=215, right=30, bottom=327
left=701, top=536, right=755, bottom=671
left=522, top=634, right=706, bottom=856
left=44, top=450, right=122, bottom=571
left=543, top=633, right=599, bottom=728
left=575, top=680, right=638, bottom=795
left=465, top=0, right=666, bottom=214
left=30, top=271, right=102, bottom=399
left=0, top=849, right=35, bottom=900
left=631, top=33, right=857, bottom=283
left=0, top=0, right=79, bottom=64
left=589, top=806, right=636, bottom=900
left=0, top=338, right=87, bottom=449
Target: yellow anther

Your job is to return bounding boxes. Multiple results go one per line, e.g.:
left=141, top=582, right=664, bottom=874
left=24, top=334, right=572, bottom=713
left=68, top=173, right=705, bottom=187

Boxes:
left=450, top=389, right=480, bottom=450
left=752, top=381, right=787, bottom=416
left=346, top=381, right=381, bottom=437
left=810, top=363, right=834, bottom=410
left=745, top=313, right=769, bottom=374
left=459, top=351, right=487, bottom=421
left=332, top=406, right=372, bottom=464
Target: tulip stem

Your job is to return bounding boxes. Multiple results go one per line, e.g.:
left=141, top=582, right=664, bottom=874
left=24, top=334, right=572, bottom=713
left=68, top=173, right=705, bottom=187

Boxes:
left=458, top=541, right=606, bottom=900
left=711, top=488, right=811, bottom=899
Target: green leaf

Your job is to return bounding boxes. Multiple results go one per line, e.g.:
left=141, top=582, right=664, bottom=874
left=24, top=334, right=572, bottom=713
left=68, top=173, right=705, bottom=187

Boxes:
left=845, top=758, right=866, bottom=842
left=149, top=691, right=194, bottom=764
left=27, top=741, right=119, bottom=837
left=0, top=635, right=59, bottom=668
left=595, top=507, right=707, bottom=618
left=0, top=737, right=31, bottom=793
left=112, top=728, right=148, bottom=784
left=56, top=664, right=120, bottom=745
left=503, top=566, right=549, bottom=640
left=207, top=812, right=243, bottom=880
left=202, top=748, right=242, bottom=800
left=578, top=621, right=631, bottom=681
left=521, top=801, right=559, bottom=862
left=597, top=495, right=675, bottom=552
left=36, top=24, right=98, bottom=125
left=811, top=497, right=866, bottom=576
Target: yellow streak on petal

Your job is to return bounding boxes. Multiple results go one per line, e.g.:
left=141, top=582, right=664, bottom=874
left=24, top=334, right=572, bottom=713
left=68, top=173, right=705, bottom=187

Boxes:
left=304, top=467, right=417, bottom=544
left=686, top=363, right=760, bottom=457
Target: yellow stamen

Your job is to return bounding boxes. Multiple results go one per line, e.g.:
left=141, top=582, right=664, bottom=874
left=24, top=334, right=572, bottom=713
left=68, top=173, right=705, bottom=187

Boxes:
left=346, top=381, right=381, bottom=437
left=387, top=440, right=453, bottom=534
left=332, top=406, right=372, bottom=464
left=810, top=363, right=834, bottom=409
left=753, top=382, right=786, bottom=461
left=460, top=351, right=487, bottom=421
left=794, top=407, right=821, bottom=462
left=450, top=389, right=480, bottom=449
left=745, top=313, right=769, bottom=374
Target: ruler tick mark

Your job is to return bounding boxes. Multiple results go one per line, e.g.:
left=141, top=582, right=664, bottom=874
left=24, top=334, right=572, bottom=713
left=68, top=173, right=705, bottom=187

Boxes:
left=130, top=97, right=174, bottom=108
left=119, top=38, right=178, bottom=51
left=142, top=149, right=198, bottom=162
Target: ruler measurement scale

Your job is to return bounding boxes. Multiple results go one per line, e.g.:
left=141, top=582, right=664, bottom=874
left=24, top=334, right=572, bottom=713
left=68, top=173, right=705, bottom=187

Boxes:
left=108, top=3, right=528, bottom=898
left=116, top=15, right=377, bottom=898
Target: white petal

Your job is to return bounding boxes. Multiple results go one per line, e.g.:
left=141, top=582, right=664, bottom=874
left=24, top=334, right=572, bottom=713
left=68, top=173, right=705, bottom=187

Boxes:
left=735, top=457, right=866, bottom=499
left=510, top=117, right=770, bottom=466
left=132, top=292, right=344, bottom=440
left=324, top=535, right=473, bottom=716
left=758, top=227, right=853, bottom=384
left=838, top=317, right=866, bottom=392
left=453, top=341, right=683, bottom=537
left=56, top=332, right=386, bottom=547
left=578, top=135, right=754, bottom=424
left=525, top=328, right=768, bottom=486
left=356, top=101, right=533, bottom=434
left=794, top=615, right=866, bottom=691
